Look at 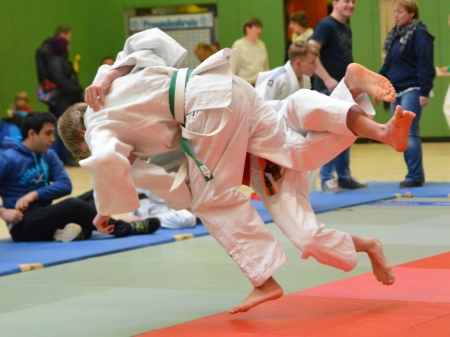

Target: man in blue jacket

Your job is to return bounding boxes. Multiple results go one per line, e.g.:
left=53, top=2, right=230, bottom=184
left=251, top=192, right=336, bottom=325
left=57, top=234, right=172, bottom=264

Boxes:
left=0, top=112, right=159, bottom=242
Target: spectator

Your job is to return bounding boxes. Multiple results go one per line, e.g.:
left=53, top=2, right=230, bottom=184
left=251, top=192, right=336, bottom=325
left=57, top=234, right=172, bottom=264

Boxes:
left=285, top=11, right=314, bottom=62
left=194, top=43, right=218, bottom=63
left=289, top=11, right=314, bottom=43
left=376, top=0, right=435, bottom=188
left=36, top=26, right=72, bottom=87
left=7, top=92, right=32, bottom=116
left=229, top=18, right=269, bottom=85
left=309, top=0, right=366, bottom=194
left=36, top=26, right=81, bottom=167
left=0, top=112, right=160, bottom=242
left=1, top=92, right=32, bottom=148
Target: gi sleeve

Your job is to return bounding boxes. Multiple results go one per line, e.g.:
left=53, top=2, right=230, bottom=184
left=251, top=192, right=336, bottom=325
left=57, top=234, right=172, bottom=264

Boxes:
left=80, top=126, right=140, bottom=215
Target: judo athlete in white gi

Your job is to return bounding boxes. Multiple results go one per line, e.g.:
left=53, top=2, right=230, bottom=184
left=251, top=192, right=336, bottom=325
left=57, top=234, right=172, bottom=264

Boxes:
left=255, top=40, right=318, bottom=194
left=59, top=29, right=415, bottom=314
left=255, top=40, right=315, bottom=101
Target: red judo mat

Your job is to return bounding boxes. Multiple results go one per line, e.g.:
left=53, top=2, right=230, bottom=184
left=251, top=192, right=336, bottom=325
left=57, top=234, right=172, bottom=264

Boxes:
left=136, top=252, right=450, bottom=337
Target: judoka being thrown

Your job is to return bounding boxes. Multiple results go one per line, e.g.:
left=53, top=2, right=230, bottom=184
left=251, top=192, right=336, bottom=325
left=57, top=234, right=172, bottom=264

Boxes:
left=58, top=29, right=414, bottom=314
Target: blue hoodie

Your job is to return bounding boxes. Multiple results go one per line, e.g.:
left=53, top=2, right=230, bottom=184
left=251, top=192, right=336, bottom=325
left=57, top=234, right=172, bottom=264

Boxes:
left=380, top=25, right=435, bottom=97
left=0, top=137, right=72, bottom=209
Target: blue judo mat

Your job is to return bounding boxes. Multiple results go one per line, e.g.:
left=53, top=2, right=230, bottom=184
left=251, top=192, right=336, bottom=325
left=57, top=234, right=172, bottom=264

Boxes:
left=1, top=181, right=449, bottom=277
left=310, top=181, right=450, bottom=213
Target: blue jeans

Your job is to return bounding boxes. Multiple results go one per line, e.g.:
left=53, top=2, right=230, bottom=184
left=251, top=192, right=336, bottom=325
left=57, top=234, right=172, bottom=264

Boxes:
left=318, top=88, right=352, bottom=185
left=319, top=147, right=351, bottom=185
left=390, top=89, right=424, bottom=182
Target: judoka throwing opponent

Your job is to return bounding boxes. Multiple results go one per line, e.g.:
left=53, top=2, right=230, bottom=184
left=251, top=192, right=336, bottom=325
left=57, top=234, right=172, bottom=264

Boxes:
left=58, top=29, right=414, bottom=314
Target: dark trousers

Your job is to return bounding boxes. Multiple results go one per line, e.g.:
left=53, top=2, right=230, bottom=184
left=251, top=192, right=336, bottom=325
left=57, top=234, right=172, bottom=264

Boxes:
left=10, top=192, right=132, bottom=242
left=77, top=190, right=132, bottom=237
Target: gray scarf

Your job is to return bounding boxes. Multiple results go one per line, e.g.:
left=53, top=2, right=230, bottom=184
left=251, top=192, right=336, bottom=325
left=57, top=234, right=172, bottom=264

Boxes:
left=383, top=19, right=422, bottom=54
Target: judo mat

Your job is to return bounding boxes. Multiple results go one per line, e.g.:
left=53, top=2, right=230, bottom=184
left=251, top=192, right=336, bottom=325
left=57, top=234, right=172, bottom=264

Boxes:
left=0, top=181, right=448, bottom=277
left=136, top=251, right=450, bottom=337
left=0, top=200, right=272, bottom=277
left=310, top=181, right=450, bottom=214
left=0, top=225, right=210, bottom=277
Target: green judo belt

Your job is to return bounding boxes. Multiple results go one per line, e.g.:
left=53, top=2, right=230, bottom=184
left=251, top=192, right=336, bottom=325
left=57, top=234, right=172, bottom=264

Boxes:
left=168, top=68, right=214, bottom=183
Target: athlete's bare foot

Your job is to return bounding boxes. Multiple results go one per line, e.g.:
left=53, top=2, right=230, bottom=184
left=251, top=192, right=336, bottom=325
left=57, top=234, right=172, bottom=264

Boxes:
left=344, top=63, right=396, bottom=103
left=352, top=236, right=395, bottom=285
left=382, top=105, right=416, bottom=152
left=228, top=276, right=283, bottom=314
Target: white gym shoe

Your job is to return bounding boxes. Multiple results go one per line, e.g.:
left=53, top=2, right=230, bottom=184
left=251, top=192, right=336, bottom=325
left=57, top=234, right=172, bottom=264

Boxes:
left=53, top=223, right=82, bottom=242
left=321, top=178, right=342, bottom=194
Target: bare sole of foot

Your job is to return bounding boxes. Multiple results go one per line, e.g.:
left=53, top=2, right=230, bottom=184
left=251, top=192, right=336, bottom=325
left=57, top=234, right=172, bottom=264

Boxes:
left=345, top=63, right=396, bottom=102
left=228, top=276, right=283, bottom=314
left=366, top=238, right=395, bottom=285
left=384, top=105, right=416, bottom=152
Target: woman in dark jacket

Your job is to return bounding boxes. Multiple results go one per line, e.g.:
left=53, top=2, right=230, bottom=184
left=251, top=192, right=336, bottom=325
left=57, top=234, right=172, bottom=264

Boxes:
left=378, top=0, right=435, bottom=188
left=47, top=37, right=82, bottom=118
left=46, top=36, right=82, bottom=165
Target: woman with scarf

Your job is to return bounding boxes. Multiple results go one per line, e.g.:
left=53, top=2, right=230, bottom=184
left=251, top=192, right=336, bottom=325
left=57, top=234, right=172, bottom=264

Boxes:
left=377, top=0, right=435, bottom=188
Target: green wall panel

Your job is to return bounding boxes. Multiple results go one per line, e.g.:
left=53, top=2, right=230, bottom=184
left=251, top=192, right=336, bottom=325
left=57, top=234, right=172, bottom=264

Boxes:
left=0, top=0, right=448, bottom=137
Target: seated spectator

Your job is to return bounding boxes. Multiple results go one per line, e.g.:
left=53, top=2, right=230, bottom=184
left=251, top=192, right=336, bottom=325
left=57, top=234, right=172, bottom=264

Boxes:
left=124, top=188, right=197, bottom=229
left=6, top=91, right=32, bottom=116
left=0, top=113, right=22, bottom=147
left=0, top=112, right=160, bottom=242
left=194, top=43, right=218, bottom=63
left=1, top=92, right=32, bottom=149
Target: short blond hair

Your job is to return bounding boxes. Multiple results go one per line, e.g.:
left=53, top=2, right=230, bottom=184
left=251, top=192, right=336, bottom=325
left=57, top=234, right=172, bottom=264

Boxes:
left=288, top=41, right=319, bottom=63
left=15, top=91, right=29, bottom=103
left=58, top=102, right=88, bottom=157
left=194, top=43, right=217, bottom=55
left=394, top=0, right=419, bottom=19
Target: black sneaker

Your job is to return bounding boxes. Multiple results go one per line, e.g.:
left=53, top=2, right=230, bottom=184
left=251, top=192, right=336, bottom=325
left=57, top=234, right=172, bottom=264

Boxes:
left=339, top=178, right=368, bottom=190
left=130, top=217, right=161, bottom=235
left=399, top=181, right=423, bottom=188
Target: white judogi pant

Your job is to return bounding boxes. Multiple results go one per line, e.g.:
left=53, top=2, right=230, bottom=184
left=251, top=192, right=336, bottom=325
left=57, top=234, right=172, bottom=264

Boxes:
left=249, top=81, right=376, bottom=275
left=185, top=77, right=371, bottom=286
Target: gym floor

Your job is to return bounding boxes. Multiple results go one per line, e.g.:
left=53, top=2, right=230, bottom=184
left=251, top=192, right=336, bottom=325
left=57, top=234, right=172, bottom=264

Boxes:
left=0, top=142, right=449, bottom=336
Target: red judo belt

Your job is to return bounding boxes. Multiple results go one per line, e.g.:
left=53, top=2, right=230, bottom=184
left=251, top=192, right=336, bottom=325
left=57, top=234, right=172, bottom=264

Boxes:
left=242, top=153, right=281, bottom=196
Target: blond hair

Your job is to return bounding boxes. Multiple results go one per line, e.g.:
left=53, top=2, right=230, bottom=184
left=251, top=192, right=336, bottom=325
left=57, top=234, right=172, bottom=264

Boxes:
left=58, top=102, right=88, bottom=157
left=288, top=41, right=319, bottom=63
left=15, top=91, right=29, bottom=103
left=194, top=43, right=217, bottom=55
left=394, top=0, right=419, bottom=19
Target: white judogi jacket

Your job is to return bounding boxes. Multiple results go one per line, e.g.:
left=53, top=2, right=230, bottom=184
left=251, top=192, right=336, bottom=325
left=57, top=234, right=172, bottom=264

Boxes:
left=255, top=61, right=311, bottom=101
left=81, top=29, right=234, bottom=215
